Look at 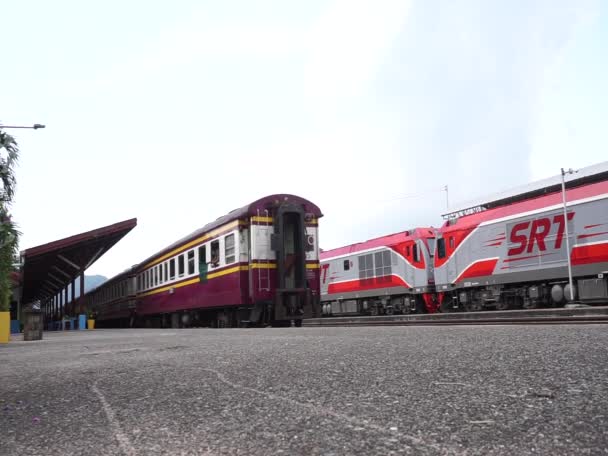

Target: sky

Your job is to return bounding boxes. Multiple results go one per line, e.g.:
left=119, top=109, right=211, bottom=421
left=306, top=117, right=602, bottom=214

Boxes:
left=2, top=0, right=607, bottom=278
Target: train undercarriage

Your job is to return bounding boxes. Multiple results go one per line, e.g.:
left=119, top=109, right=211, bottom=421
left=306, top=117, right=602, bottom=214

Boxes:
left=439, top=275, right=608, bottom=312
left=321, top=293, right=438, bottom=317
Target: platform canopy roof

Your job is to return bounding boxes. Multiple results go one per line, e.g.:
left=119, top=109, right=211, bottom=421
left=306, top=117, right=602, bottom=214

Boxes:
left=20, top=218, right=137, bottom=303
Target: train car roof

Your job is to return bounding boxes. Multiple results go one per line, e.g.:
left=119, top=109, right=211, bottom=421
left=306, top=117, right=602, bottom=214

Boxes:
left=439, top=178, right=608, bottom=233
left=138, top=194, right=322, bottom=270
left=443, top=160, right=608, bottom=220
left=321, top=227, right=435, bottom=260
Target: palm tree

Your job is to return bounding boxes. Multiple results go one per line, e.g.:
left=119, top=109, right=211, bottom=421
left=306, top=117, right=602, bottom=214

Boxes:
left=0, top=130, right=19, bottom=203
left=0, top=129, right=20, bottom=312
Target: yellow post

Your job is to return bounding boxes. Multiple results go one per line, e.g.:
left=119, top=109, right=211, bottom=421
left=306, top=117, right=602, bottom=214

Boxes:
left=87, top=319, right=95, bottom=330
left=0, top=311, right=10, bottom=344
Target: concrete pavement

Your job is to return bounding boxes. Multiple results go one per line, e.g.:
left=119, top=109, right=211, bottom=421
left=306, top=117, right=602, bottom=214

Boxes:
left=1, top=326, right=607, bottom=455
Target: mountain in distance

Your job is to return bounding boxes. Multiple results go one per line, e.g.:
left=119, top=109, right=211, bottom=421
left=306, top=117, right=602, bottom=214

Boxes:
left=84, top=275, right=108, bottom=293
left=71, top=274, right=108, bottom=298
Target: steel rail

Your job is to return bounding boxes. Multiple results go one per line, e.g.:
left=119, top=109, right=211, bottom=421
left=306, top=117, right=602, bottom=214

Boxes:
left=304, top=315, right=608, bottom=327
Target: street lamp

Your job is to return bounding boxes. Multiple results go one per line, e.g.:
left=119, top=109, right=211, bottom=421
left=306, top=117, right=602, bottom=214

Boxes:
left=0, top=124, right=46, bottom=130
left=561, top=167, right=577, bottom=302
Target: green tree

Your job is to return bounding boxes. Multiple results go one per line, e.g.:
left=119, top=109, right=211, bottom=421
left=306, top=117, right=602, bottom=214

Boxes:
left=0, top=129, right=20, bottom=312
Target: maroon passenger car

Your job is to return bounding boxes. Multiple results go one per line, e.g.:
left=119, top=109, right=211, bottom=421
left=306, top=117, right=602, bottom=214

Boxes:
left=88, top=194, right=323, bottom=327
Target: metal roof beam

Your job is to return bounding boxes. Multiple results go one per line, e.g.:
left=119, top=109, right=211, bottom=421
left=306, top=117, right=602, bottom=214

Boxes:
left=85, top=246, right=105, bottom=270
left=46, top=272, right=64, bottom=288
left=58, top=254, right=81, bottom=271
left=51, top=265, right=72, bottom=279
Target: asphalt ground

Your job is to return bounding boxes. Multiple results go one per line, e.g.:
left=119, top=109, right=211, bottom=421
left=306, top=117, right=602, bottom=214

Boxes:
left=1, top=326, right=607, bottom=456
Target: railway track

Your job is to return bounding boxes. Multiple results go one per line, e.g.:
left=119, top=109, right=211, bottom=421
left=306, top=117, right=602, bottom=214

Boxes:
left=303, top=306, right=608, bottom=327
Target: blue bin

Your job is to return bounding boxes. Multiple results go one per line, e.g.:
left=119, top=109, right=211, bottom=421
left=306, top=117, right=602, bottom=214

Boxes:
left=71, top=318, right=77, bottom=330
left=78, top=314, right=86, bottom=330
left=10, top=320, right=20, bottom=334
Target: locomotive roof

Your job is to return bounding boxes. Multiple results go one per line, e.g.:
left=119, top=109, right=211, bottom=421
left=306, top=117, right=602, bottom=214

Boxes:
left=321, top=227, right=435, bottom=259
left=440, top=178, right=608, bottom=232
left=443, top=160, right=608, bottom=219
left=138, top=194, right=322, bottom=269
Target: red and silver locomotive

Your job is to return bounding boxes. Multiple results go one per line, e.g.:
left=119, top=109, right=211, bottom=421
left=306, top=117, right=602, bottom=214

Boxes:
left=434, top=165, right=608, bottom=311
left=320, top=228, right=438, bottom=316
left=88, top=194, right=323, bottom=327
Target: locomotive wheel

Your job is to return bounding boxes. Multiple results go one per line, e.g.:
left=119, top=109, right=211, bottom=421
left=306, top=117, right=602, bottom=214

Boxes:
left=464, top=301, right=483, bottom=312
left=440, top=301, right=453, bottom=313
left=385, top=306, right=394, bottom=316
left=495, top=300, right=509, bottom=311
left=523, top=299, right=539, bottom=310
left=370, top=306, right=379, bottom=316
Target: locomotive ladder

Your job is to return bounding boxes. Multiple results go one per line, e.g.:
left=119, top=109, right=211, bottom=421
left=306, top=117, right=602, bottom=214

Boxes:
left=257, top=209, right=271, bottom=292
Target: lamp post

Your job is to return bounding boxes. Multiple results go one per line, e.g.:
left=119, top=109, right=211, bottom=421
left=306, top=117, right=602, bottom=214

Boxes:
left=561, top=167, right=576, bottom=302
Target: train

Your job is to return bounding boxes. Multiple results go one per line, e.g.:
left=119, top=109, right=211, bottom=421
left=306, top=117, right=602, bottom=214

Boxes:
left=321, top=162, right=608, bottom=316
left=320, top=228, right=438, bottom=316
left=87, top=194, right=323, bottom=328
left=86, top=163, right=608, bottom=325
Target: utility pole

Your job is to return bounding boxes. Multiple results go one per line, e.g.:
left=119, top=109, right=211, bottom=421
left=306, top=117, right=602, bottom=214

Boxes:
left=444, top=185, right=449, bottom=210
left=561, top=167, right=576, bottom=302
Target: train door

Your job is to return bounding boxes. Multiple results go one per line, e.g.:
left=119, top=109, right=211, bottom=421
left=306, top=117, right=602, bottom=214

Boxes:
left=272, top=204, right=313, bottom=322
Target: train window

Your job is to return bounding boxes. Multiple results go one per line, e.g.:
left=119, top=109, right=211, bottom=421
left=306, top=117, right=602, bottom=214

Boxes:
left=385, top=254, right=391, bottom=274
left=358, top=253, right=374, bottom=279
left=449, top=237, right=455, bottom=249
left=210, top=240, right=220, bottom=266
left=374, top=250, right=392, bottom=277
left=178, top=254, right=185, bottom=277
left=164, top=263, right=168, bottom=282
left=437, top=238, right=446, bottom=259
left=413, top=244, right=419, bottom=263
left=169, top=259, right=175, bottom=280
left=343, top=260, right=350, bottom=271
left=187, top=250, right=195, bottom=274
left=225, top=234, right=235, bottom=264
left=154, top=267, right=158, bottom=286
left=198, top=245, right=207, bottom=269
